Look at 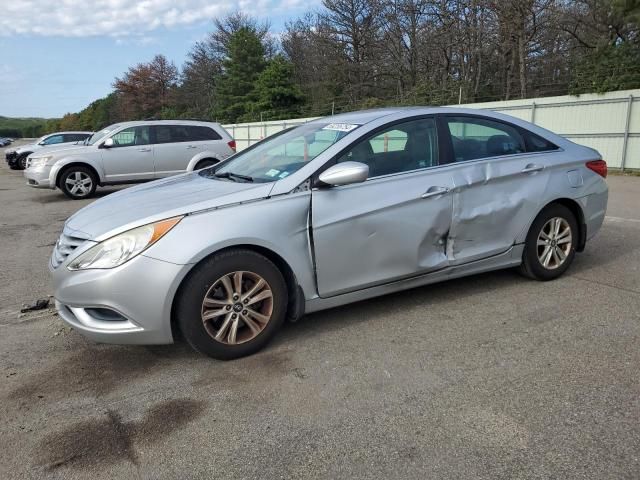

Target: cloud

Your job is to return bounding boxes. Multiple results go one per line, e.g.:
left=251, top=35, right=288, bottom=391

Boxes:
left=0, top=0, right=304, bottom=38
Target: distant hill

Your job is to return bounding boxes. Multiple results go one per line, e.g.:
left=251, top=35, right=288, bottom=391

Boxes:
left=0, top=116, right=60, bottom=138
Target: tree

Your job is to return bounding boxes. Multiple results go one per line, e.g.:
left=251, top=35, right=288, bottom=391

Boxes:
left=252, top=56, right=306, bottom=119
left=113, top=54, right=178, bottom=119
left=215, top=27, right=267, bottom=122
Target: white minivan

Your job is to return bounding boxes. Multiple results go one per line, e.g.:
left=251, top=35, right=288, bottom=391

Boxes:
left=24, top=120, right=236, bottom=199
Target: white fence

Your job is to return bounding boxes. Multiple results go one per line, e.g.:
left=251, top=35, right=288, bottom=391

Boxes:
left=223, top=89, right=640, bottom=170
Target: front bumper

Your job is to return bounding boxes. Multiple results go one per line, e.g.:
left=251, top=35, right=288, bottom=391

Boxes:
left=5, top=151, right=17, bottom=166
left=24, top=165, right=54, bottom=189
left=52, top=253, right=192, bottom=345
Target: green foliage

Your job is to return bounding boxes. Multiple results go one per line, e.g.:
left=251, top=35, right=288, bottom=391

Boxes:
left=215, top=27, right=266, bottom=123
left=0, top=116, right=57, bottom=138
left=570, top=43, right=640, bottom=94
left=252, top=56, right=305, bottom=120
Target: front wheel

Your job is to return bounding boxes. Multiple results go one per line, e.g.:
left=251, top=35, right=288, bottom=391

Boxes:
left=520, top=204, right=578, bottom=281
left=59, top=166, right=97, bottom=200
left=18, top=154, right=29, bottom=170
left=176, top=249, right=288, bottom=360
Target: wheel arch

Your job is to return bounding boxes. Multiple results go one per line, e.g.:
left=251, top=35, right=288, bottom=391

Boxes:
left=532, top=198, right=587, bottom=252
left=170, top=243, right=304, bottom=340
left=187, top=153, right=221, bottom=171
left=54, top=162, right=101, bottom=188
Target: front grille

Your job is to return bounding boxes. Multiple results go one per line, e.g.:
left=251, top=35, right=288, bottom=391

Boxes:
left=52, top=232, right=88, bottom=268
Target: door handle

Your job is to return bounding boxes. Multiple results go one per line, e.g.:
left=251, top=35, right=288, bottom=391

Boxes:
left=137, top=148, right=151, bottom=152
left=186, top=145, right=198, bottom=149
left=421, top=186, right=450, bottom=199
left=521, top=163, right=544, bottom=174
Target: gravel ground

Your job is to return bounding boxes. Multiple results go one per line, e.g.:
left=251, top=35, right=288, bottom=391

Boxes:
left=1, top=143, right=639, bottom=479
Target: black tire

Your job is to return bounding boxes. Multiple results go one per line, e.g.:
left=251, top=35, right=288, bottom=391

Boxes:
left=519, top=203, right=578, bottom=281
left=59, top=166, right=97, bottom=200
left=16, top=153, right=29, bottom=170
left=195, top=159, right=218, bottom=170
left=176, top=249, right=288, bottom=360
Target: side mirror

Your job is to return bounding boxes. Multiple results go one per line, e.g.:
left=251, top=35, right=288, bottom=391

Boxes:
left=318, top=161, right=369, bottom=187
left=101, top=138, right=114, bottom=149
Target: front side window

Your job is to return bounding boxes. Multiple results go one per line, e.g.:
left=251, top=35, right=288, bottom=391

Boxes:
left=41, top=134, right=64, bottom=145
left=208, top=122, right=358, bottom=182
left=336, top=118, right=438, bottom=178
left=88, top=125, right=120, bottom=146
left=110, top=126, right=150, bottom=147
left=445, top=116, right=525, bottom=162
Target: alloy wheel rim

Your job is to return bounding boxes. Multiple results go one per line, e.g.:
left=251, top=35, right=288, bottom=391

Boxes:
left=537, top=217, right=572, bottom=270
left=65, top=172, right=92, bottom=197
left=201, top=271, right=273, bottom=345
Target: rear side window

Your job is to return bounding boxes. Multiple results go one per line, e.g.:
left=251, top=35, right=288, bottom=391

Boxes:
left=445, top=116, right=525, bottom=162
left=523, top=131, right=559, bottom=152
left=64, top=134, right=90, bottom=142
left=187, top=126, right=222, bottom=141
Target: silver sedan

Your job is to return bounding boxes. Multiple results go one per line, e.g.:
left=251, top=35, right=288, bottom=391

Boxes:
left=51, top=107, right=608, bottom=359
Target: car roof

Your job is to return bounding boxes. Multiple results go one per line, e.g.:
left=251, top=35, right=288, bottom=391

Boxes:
left=113, top=120, right=222, bottom=128
left=312, top=106, right=532, bottom=126
left=47, top=131, right=93, bottom=135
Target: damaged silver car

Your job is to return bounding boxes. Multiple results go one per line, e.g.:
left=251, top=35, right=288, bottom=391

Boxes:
left=51, top=108, right=608, bottom=359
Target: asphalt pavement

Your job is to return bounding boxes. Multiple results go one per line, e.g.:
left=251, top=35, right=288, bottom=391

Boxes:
left=1, top=143, right=639, bottom=479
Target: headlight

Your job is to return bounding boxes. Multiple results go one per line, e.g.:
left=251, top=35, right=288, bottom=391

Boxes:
left=68, top=216, right=182, bottom=270
left=28, top=155, right=52, bottom=167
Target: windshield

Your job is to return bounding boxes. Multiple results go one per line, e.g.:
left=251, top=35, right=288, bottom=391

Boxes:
left=36, top=135, right=48, bottom=144
left=87, top=124, right=121, bottom=146
left=207, top=122, right=359, bottom=182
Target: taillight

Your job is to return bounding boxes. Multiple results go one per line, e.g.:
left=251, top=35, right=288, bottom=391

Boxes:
left=227, top=140, right=236, bottom=152
left=586, top=160, right=607, bottom=178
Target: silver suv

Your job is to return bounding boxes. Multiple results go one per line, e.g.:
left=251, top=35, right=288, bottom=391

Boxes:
left=24, top=120, right=235, bottom=199
left=6, top=131, right=92, bottom=170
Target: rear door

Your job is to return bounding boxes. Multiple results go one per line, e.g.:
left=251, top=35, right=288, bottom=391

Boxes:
left=152, top=125, right=201, bottom=177
left=439, top=115, right=553, bottom=265
left=101, top=125, right=154, bottom=182
left=312, top=117, right=454, bottom=297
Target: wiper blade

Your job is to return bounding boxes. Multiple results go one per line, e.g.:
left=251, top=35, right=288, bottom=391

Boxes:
left=214, top=171, right=254, bottom=182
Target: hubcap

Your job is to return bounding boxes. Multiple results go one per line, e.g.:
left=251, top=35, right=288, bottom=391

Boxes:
left=65, top=171, right=92, bottom=196
left=537, top=217, right=572, bottom=270
left=201, top=271, right=273, bottom=345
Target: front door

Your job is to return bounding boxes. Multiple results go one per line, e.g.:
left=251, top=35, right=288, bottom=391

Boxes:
left=312, top=117, right=454, bottom=297
left=101, top=125, right=154, bottom=182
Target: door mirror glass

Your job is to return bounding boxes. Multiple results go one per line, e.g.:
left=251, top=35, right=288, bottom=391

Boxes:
left=101, top=138, right=114, bottom=148
left=318, top=161, right=369, bottom=186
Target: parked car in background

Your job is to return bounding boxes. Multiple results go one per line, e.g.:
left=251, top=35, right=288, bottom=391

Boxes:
left=6, top=132, right=92, bottom=170
left=49, top=107, right=608, bottom=360
left=0, top=138, right=13, bottom=146
left=24, top=120, right=235, bottom=199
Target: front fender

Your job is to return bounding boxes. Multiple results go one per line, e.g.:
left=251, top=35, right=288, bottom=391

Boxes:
left=49, top=157, right=105, bottom=187
left=142, top=192, right=317, bottom=299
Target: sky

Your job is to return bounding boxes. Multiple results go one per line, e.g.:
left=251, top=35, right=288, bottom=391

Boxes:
left=0, top=0, right=317, bottom=118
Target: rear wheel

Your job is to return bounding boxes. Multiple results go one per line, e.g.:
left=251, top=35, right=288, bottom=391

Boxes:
left=520, top=204, right=578, bottom=281
left=176, top=249, right=288, bottom=360
left=59, top=166, right=97, bottom=200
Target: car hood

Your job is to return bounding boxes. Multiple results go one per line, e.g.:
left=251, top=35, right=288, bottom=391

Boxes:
left=65, top=172, right=274, bottom=240
left=15, top=143, right=37, bottom=153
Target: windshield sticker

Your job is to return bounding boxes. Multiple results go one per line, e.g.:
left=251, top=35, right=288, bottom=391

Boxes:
left=265, top=169, right=281, bottom=177
left=322, top=123, right=358, bottom=132
left=278, top=171, right=290, bottom=179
